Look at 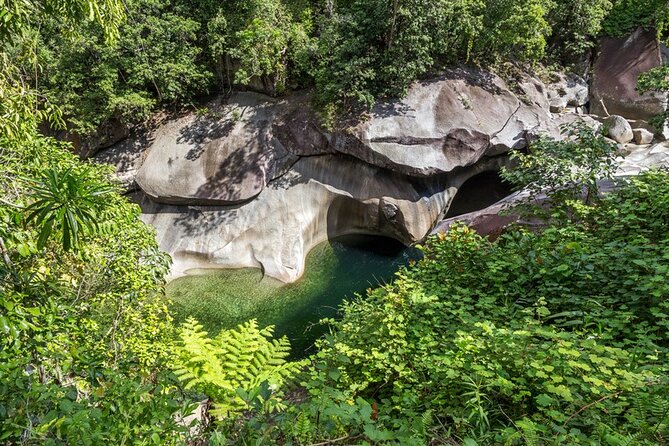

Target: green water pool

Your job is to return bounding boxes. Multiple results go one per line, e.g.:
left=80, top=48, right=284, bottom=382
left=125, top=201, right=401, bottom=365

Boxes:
left=167, top=236, right=418, bottom=357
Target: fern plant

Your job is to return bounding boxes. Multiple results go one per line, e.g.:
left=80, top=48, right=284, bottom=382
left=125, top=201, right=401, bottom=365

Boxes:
left=174, top=318, right=304, bottom=419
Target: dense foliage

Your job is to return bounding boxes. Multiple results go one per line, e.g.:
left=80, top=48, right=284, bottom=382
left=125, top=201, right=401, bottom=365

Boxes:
left=637, top=65, right=669, bottom=128
left=175, top=318, right=304, bottom=420
left=8, top=0, right=668, bottom=134
left=0, top=3, right=193, bottom=443
left=601, top=0, right=669, bottom=38
left=2, top=1, right=669, bottom=445
left=207, top=170, right=669, bottom=445
left=0, top=132, right=191, bottom=443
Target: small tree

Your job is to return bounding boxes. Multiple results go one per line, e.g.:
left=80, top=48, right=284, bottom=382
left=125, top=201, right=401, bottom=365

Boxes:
left=26, top=166, right=114, bottom=251
left=500, top=123, right=618, bottom=218
left=637, top=65, right=669, bottom=129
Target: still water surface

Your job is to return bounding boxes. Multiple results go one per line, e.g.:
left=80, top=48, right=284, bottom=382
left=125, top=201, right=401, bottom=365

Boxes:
left=167, top=236, right=418, bottom=357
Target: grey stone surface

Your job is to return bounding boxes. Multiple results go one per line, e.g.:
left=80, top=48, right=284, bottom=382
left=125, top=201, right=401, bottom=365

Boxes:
left=605, top=115, right=633, bottom=144
left=332, top=68, right=561, bottom=176
left=135, top=93, right=298, bottom=205
left=93, top=135, right=147, bottom=192
left=97, top=67, right=619, bottom=283
left=633, top=128, right=654, bottom=145
left=547, top=73, right=589, bottom=110
left=591, top=28, right=668, bottom=120
left=138, top=155, right=507, bottom=282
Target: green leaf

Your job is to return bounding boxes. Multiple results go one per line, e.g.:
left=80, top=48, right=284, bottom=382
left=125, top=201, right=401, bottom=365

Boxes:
left=0, top=316, right=10, bottom=333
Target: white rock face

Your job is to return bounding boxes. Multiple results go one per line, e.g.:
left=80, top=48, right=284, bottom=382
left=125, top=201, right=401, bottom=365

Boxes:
left=136, top=93, right=298, bottom=205
left=335, top=68, right=559, bottom=176
left=547, top=73, right=589, bottom=111
left=616, top=142, right=669, bottom=176
left=138, top=155, right=505, bottom=282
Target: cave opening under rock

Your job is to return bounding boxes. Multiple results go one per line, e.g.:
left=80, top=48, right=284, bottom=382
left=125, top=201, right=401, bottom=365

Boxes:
left=446, top=170, right=513, bottom=218
left=331, top=234, right=408, bottom=257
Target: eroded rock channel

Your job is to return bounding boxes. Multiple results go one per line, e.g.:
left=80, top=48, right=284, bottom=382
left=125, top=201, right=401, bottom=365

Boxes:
left=98, top=66, right=602, bottom=283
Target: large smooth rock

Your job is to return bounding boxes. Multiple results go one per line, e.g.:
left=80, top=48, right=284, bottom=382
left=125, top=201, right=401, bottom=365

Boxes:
left=139, top=154, right=505, bottom=282
left=133, top=68, right=566, bottom=205
left=114, top=68, right=600, bottom=282
left=330, top=68, right=558, bottom=176
left=591, top=28, right=668, bottom=120
left=605, top=115, right=634, bottom=144
left=136, top=93, right=298, bottom=205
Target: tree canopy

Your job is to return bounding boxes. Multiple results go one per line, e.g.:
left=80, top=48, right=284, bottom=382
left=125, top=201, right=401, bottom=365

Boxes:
left=5, top=0, right=667, bottom=134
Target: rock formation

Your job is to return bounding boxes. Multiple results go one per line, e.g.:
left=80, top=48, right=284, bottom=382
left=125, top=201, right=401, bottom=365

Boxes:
left=138, top=155, right=506, bottom=282
left=591, top=28, right=668, bottom=121
left=96, top=66, right=601, bottom=283
left=433, top=141, right=669, bottom=238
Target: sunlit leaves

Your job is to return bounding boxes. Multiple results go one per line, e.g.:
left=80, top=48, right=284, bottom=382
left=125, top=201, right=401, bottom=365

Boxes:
left=501, top=123, right=618, bottom=221
left=25, top=167, right=113, bottom=251
left=0, top=0, right=124, bottom=45
left=175, top=318, right=305, bottom=419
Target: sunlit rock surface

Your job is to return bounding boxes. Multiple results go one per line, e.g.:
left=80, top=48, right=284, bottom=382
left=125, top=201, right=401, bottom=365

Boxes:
left=137, top=155, right=505, bottom=282
left=98, top=67, right=602, bottom=283
left=335, top=68, right=559, bottom=175
left=136, top=93, right=298, bottom=205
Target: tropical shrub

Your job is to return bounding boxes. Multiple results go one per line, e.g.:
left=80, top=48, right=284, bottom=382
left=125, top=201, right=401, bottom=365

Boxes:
left=0, top=131, right=193, bottom=443
left=638, top=65, right=669, bottom=128
left=602, top=0, right=669, bottom=38
left=31, top=0, right=213, bottom=135
left=197, top=137, right=669, bottom=444
left=206, top=0, right=315, bottom=94
left=312, top=0, right=555, bottom=111
left=547, top=0, right=613, bottom=61
left=500, top=123, right=618, bottom=218
left=280, top=170, right=669, bottom=445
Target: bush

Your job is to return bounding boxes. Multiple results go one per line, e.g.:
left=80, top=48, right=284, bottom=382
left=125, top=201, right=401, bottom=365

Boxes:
left=601, top=0, right=669, bottom=38
left=0, top=132, right=190, bottom=443
left=28, top=0, right=214, bottom=135
left=201, top=169, right=669, bottom=443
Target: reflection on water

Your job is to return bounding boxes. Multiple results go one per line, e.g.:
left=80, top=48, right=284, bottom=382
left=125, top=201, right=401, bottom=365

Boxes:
left=167, top=236, right=419, bottom=357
